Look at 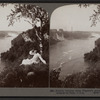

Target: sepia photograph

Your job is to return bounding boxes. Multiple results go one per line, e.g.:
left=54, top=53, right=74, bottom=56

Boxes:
left=1, top=2, right=100, bottom=96
left=50, top=4, right=100, bottom=88
left=0, top=3, right=49, bottom=87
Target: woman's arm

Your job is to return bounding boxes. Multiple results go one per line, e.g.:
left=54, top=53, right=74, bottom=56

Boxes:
left=38, top=54, right=46, bottom=64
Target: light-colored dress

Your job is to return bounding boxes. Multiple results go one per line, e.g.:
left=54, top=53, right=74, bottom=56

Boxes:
left=21, top=52, right=46, bottom=65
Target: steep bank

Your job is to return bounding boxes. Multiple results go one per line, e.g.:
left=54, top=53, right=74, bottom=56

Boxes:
left=84, top=38, right=100, bottom=63
left=50, top=35, right=100, bottom=88
left=50, top=29, right=64, bottom=45
left=0, top=26, right=49, bottom=87
left=50, top=30, right=91, bottom=45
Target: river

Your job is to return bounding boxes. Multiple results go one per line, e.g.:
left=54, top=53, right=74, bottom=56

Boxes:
left=0, top=32, right=18, bottom=72
left=50, top=33, right=100, bottom=80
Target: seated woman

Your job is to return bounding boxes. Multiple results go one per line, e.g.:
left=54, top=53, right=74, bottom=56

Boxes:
left=20, top=49, right=46, bottom=66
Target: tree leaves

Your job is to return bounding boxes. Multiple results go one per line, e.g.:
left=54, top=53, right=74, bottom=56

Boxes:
left=0, top=3, right=49, bottom=28
left=78, top=4, right=100, bottom=27
left=90, top=5, right=100, bottom=27
left=79, top=4, right=89, bottom=8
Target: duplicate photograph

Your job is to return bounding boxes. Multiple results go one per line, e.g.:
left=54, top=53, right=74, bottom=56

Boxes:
left=0, top=3, right=49, bottom=87
left=50, top=4, right=100, bottom=88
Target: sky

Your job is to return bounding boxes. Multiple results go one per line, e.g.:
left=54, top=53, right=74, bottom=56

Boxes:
left=0, top=4, right=33, bottom=31
left=50, top=4, right=100, bottom=32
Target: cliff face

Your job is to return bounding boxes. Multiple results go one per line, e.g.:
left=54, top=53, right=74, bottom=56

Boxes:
left=50, top=30, right=91, bottom=45
left=2, top=27, right=49, bottom=61
left=0, top=26, right=49, bottom=87
left=50, top=29, right=64, bottom=45
left=84, top=38, right=100, bottom=62
left=1, top=28, right=39, bottom=62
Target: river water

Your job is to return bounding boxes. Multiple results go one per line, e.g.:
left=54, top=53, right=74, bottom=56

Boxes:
left=0, top=33, right=18, bottom=72
left=50, top=33, right=100, bottom=80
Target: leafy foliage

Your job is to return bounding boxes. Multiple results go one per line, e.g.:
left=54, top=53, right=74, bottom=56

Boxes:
left=5, top=4, right=49, bottom=27
left=79, top=4, right=89, bottom=8
left=79, top=4, right=100, bottom=27
left=90, top=5, right=100, bottom=27
left=0, top=3, right=8, bottom=7
left=50, top=63, right=100, bottom=88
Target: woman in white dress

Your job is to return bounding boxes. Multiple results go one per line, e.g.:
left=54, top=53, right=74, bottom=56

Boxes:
left=20, top=49, right=46, bottom=66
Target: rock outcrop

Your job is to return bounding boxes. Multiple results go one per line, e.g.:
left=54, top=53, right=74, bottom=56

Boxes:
left=50, top=29, right=64, bottom=45
left=84, top=38, right=100, bottom=62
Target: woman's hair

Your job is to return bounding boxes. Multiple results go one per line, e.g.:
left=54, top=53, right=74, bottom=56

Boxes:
left=30, top=48, right=34, bottom=52
left=34, top=48, right=40, bottom=53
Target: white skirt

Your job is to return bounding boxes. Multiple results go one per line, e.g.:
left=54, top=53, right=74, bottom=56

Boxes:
left=21, top=58, right=37, bottom=65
